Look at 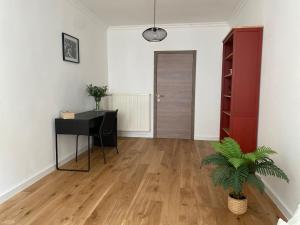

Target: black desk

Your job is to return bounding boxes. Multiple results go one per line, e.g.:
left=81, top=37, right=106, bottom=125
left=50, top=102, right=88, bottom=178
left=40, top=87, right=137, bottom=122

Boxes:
left=55, top=111, right=106, bottom=172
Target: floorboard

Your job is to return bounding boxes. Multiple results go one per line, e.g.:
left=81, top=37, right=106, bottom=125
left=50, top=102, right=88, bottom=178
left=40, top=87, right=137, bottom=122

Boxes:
left=0, top=138, right=284, bottom=225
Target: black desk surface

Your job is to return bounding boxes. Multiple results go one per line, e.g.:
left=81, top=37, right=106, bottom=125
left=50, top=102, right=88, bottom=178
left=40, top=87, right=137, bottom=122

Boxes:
left=55, top=111, right=105, bottom=135
left=75, top=111, right=105, bottom=120
left=55, top=111, right=105, bottom=121
left=55, top=110, right=117, bottom=143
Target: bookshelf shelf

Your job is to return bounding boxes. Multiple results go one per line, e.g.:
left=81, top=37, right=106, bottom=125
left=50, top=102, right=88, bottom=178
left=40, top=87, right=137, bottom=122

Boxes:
left=223, top=128, right=230, bottom=136
left=224, top=73, right=232, bottom=78
left=225, top=53, right=233, bottom=60
left=223, top=111, right=231, bottom=116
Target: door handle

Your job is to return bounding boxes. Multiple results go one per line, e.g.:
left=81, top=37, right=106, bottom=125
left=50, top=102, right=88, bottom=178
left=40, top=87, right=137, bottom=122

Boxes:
left=156, top=93, right=164, bottom=103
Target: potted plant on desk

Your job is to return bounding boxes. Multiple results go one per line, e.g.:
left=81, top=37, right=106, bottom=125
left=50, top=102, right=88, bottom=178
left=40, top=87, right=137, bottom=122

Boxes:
left=87, top=84, right=108, bottom=111
left=201, top=138, right=289, bottom=215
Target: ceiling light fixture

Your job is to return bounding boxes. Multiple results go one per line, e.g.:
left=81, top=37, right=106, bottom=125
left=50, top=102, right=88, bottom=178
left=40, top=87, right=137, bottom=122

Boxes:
left=142, top=0, right=167, bottom=42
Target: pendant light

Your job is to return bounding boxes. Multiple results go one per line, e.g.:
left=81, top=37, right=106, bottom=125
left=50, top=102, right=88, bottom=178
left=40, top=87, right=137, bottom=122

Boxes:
left=142, top=0, right=167, bottom=42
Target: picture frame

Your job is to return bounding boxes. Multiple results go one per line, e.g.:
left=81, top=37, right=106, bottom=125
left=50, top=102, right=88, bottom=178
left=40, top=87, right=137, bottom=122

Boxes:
left=62, top=33, right=80, bottom=64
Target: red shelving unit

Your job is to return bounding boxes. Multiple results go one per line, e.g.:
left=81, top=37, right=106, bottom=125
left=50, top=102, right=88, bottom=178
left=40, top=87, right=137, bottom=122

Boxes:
left=220, top=27, right=263, bottom=153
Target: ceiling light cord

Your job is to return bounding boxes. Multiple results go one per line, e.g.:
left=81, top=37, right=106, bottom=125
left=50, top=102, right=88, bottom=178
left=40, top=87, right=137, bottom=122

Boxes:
left=154, top=0, right=156, bottom=27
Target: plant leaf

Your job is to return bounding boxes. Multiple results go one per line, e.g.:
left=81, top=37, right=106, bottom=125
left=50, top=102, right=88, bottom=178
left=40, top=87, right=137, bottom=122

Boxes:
left=222, top=138, right=242, bottom=158
left=211, top=142, right=232, bottom=159
left=228, top=158, right=248, bottom=169
left=256, top=161, right=289, bottom=183
left=244, top=146, right=277, bottom=162
left=227, top=165, right=249, bottom=196
left=201, top=154, right=229, bottom=167
left=247, top=174, right=265, bottom=193
left=211, top=166, right=232, bottom=187
left=211, top=138, right=242, bottom=159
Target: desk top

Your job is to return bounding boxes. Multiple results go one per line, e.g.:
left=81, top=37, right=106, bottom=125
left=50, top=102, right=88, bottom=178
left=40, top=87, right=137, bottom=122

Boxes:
left=75, top=111, right=105, bottom=120
left=55, top=110, right=105, bottom=121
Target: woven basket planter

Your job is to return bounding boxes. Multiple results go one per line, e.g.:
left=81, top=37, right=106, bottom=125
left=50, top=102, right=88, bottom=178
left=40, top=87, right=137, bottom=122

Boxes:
left=228, top=195, right=248, bottom=215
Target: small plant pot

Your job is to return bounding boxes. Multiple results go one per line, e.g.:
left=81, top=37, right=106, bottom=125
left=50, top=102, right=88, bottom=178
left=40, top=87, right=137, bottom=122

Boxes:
left=228, top=194, right=248, bottom=215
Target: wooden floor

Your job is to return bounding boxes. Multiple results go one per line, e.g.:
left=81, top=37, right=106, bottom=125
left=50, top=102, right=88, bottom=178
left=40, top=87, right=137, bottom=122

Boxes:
left=0, top=138, right=284, bottom=225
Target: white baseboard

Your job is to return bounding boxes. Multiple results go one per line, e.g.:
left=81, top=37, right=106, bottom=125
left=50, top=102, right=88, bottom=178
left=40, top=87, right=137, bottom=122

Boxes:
left=0, top=164, right=56, bottom=205
left=118, top=133, right=219, bottom=141
left=194, top=136, right=219, bottom=141
left=118, top=131, right=153, bottom=138
left=261, top=177, right=293, bottom=219
left=0, top=146, right=88, bottom=204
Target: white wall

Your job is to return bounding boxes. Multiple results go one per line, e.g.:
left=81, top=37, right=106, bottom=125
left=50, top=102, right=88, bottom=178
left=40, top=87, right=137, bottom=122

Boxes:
left=0, top=0, right=108, bottom=202
left=107, top=23, right=230, bottom=139
left=230, top=0, right=300, bottom=218
left=229, top=0, right=264, bottom=27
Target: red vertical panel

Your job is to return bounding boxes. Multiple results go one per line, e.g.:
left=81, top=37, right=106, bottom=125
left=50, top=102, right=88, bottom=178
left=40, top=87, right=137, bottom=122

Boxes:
left=220, top=28, right=263, bottom=152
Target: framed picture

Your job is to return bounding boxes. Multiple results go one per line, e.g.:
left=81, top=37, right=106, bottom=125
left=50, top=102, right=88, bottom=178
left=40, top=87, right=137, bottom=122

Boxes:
left=62, top=33, right=80, bottom=64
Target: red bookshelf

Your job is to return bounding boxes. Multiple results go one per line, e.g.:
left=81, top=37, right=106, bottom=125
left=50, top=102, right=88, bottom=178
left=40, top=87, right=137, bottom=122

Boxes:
left=220, top=27, right=263, bottom=153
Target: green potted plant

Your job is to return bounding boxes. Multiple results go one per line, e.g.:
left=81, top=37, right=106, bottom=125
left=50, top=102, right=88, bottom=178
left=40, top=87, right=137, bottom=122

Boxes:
left=86, top=84, right=108, bottom=111
left=201, top=138, right=289, bottom=215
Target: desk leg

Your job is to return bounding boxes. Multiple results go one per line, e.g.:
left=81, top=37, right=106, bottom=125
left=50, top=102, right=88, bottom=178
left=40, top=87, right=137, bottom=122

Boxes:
left=55, top=134, right=59, bottom=170
left=56, top=134, right=90, bottom=173
left=76, top=135, right=79, bottom=162
left=88, top=136, right=91, bottom=171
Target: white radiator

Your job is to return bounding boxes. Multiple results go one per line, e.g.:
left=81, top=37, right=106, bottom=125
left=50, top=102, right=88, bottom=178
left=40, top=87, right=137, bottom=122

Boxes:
left=108, top=94, right=151, bottom=132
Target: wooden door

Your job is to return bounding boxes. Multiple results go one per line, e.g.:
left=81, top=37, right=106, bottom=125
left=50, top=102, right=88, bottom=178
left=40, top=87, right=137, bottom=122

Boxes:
left=154, top=51, right=196, bottom=139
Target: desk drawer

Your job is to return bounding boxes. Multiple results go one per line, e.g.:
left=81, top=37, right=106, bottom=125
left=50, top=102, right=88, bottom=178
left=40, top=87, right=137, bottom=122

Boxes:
left=55, top=119, right=90, bottom=135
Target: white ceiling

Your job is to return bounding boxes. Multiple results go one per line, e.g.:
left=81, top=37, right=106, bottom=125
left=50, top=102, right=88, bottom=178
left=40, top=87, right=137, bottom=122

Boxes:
left=77, top=0, right=242, bottom=26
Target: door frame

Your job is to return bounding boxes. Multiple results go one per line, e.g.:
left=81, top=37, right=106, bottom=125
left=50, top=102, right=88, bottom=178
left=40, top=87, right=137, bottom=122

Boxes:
left=153, top=50, right=197, bottom=140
